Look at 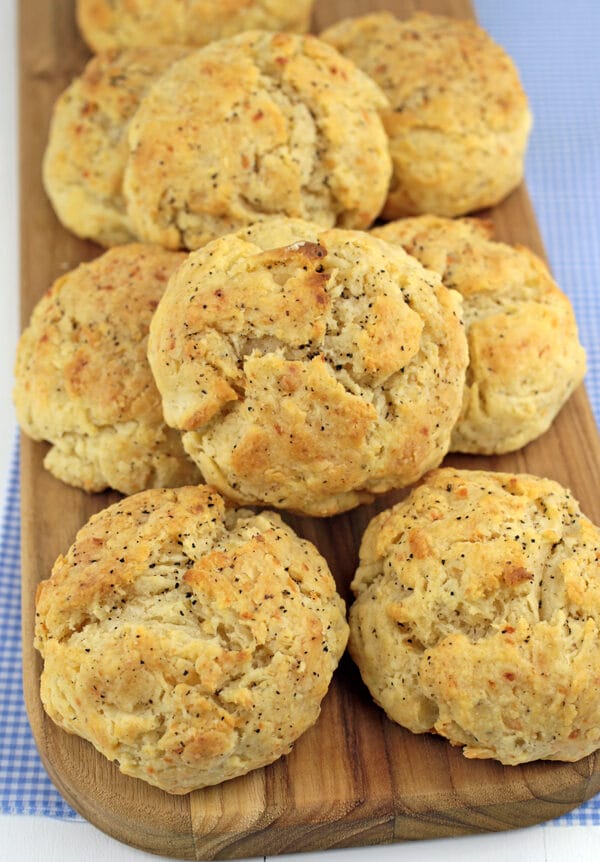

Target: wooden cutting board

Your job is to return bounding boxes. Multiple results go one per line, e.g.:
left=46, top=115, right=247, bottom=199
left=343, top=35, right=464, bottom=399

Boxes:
left=19, top=0, right=600, bottom=859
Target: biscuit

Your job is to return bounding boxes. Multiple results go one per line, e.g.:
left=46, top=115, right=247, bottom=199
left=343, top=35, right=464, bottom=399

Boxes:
left=349, top=468, right=600, bottom=765
left=43, top=47, right=186, bottom=247
left=76, top=0, right=315, bottom=53
left=372, top=216, right=586, bottom=454
left=123, top=32, right=392, bottom=249
left=147, top=217, right=468, bottom=516
left=321, top=12, right=532, bottom=219
left=14, top=244, right=200, bottom=494
left=34, top=485, right=349, bottom=793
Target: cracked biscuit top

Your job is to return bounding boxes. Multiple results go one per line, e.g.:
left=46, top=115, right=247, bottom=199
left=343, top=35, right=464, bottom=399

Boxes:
left=123, top=31, right=392, bottom=250
left=14, top=244, right=200, bottom=495
left=35, top=485, right=349, bottom=793
left=349, top=468, right=600, bottom=765
left=76, top=0, right=315, bottom=53
left=147, top=217, right=468, bottom=516
left=321, top=12, right=532, bottom=219
left=43, top=47, right=187, bottom=247
left=373, top=216, right=586, bottom=454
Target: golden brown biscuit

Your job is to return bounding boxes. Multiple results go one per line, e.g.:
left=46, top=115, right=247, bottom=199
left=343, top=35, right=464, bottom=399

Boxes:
left=43, top=47, right=186, bottom=247
left=76, top=0, right=315, bottom=53
left=372, top=216, right=586, bottom=454
left=14, top=244, right=200, bottom=494
left=350, top=468, right=600, bottom=765
left=147, top=217, right=468, bottom=516
left=321, top=12, right=532, bottom=219
left=34, top=485, right=349, bottom=793
left=123, top=32, right=392, bottom=249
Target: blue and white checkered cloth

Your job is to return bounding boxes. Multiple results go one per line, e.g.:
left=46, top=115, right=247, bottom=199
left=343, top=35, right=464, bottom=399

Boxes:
left=0, top=437, right=80, bottom=819
left=476, top=0, right=600, bottom=426
left=2, top=0, right=600, bottom=829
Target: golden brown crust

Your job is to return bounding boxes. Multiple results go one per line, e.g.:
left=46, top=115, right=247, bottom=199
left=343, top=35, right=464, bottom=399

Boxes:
left=34, top=485, right=348, bottom=793
left=321, top=12, right=532, bottom=218
left=76, top=0, right=315, bottom=53
left=147, top=217, right=468, bottom=516
left=14, top=244, right=200, bottom=494
left=349, top=468, right=600, bottom=765
left=123, top=31, right=391, bottom=249
left=43, top=47, right=187, bottom=247
left=372, top=216, right=587, bottom=453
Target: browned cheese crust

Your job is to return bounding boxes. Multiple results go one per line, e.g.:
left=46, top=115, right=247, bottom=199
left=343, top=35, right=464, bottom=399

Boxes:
left=321, top=12, right=532, bottom=219
left=350, top=468, right=600, bottom=765
left=14, top=244, right=200, bottom=494
left=147, top=217, right=468, bottom=516
left=34, top=486, right=349, bottom=793
left=76, top=0, right=315, bottom=53
left=123, top=31, right=392, bottom=249
left=373, top=216, right=586, bottom=454
left=43, top=47, right=187, bottom=247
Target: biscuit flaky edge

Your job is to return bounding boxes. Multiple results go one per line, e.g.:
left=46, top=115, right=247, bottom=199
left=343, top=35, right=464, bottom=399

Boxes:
left=76, top=0, right=315, bottom=53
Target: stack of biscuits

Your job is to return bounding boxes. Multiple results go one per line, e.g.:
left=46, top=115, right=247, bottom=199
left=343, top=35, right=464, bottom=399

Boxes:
left=18, top=1, right=600, bottom=795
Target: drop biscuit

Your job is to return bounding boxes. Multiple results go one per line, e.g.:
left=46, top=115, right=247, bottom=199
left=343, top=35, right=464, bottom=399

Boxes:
left=123, top=32, right=392, bottom=249
left=14, top=244, right=199, bottom=494
left=43, top=47, right=187, bottom=247
left=35, top=485, right=349, bottom=793
left=373, top=215, right=586, bottom=454
left=322, top=12, right=532, bottom=219
left=350, top=468, right=600, bottom=765
left=147, top=217, right=468, bottom=516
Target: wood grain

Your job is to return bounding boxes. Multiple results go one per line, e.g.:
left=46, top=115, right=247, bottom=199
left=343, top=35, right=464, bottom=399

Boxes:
left=19, top=1, right=600, bottom=859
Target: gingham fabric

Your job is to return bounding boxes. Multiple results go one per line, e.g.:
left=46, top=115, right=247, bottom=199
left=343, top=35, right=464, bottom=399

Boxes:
left=2, top=0, right=600, bottom=828
left=476, top=0, right=600, bottom=426
left=0, top=437, right=80, bottom=818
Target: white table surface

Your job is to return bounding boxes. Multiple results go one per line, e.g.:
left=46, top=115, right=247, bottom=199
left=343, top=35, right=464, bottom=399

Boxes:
left=1, top=1, right=599, bottom=859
